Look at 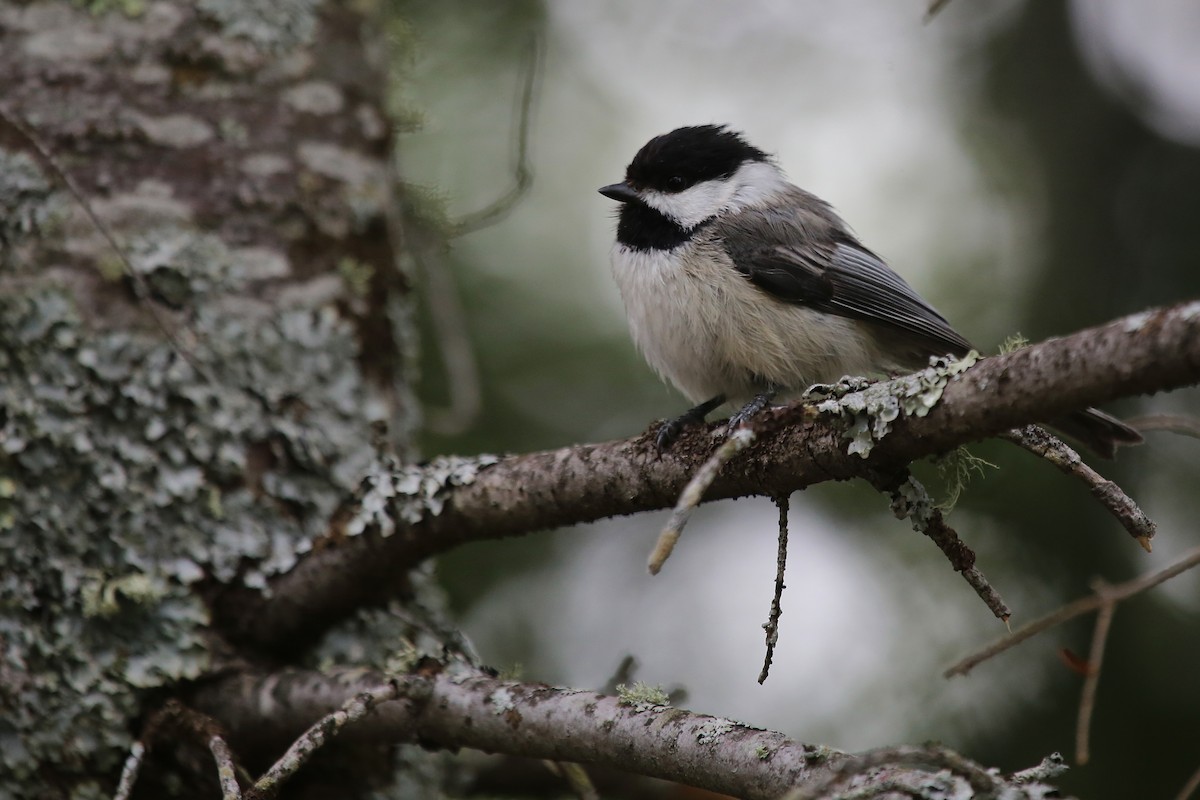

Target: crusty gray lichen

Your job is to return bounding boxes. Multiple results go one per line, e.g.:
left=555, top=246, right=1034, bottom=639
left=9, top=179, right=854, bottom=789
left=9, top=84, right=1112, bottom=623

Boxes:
left=345, top=454, right=500, bottom=538
left=0, top=148, right=67, bottom=261
left=810, top=353, right=979, bottom=458
left=196, top=0, right=320, bottom=51
left=0, top=266, right=385, bottom=790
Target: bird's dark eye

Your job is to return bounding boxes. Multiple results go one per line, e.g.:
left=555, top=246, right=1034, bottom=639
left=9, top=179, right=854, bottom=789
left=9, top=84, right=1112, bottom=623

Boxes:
left=666, top=176, right=686, bottom=191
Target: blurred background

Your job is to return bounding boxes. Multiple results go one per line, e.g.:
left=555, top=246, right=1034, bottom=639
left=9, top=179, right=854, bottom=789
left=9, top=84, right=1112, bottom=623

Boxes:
left=391, top=1, right=1200, bottom=796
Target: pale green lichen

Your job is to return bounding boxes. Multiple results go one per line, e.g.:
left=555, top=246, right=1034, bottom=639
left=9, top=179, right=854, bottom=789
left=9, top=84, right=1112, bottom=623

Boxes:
left=80, top=572, right=166, bottom=618
left=998, top=332, right=1029, bottom=355
left=339, top=256, right=375, bottom=298
left=694, top=717, right=736, bottom=746
left=812, top=353, right=979, bottom=458
left=616, top=682, right=670, bottom=710
left=933, top=446, right=996, bottom=512
left=0, top=272, right=386, bottom=791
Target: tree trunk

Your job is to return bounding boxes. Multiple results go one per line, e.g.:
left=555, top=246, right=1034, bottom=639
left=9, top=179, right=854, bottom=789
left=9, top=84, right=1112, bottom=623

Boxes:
left=0, top=2, right=437, bottom=796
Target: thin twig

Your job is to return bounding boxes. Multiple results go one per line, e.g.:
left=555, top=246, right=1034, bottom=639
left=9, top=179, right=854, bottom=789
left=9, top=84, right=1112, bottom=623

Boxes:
left=0, top=104, right=211, bottom=382
left=251, top=679, right=409, bottom=799
left=112, top=742, right=147, bottom=800
left=648, top=427, right=755, bottom=574
left=210, top=735, right=244, bottom=800
left=759, top=494, right=791, bottom=684
left=452, top=33, right=543, bottom=234
left=1075, top=582, right=1116, bottom=766
left=874, top=471, right=1011, bottom=623
left=1174, top=762, right=1200, bottom=800
left=946, top=544, right=1200, bottom=677
left=408, top=34, right=543, bottom=433
left=1125, top=413, right=1200, bottom=441
left=1003, top=425, right=1155, bottom=552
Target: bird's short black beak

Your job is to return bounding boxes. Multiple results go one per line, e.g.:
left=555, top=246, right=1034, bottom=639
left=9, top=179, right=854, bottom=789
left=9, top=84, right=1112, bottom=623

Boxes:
left=599, top=182, right=638, bottom=203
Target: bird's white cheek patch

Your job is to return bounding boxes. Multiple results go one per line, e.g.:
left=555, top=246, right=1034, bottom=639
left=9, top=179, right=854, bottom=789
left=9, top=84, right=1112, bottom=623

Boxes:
left=636, top=162, right=792, bottom=230
left=639, top=180, right=732, bottom=230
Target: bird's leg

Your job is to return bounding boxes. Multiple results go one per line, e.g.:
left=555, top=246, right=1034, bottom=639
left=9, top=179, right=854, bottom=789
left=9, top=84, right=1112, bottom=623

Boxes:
left=656, top=395, right=726, bottom=452
left=727, top=388, right=779, bottom=434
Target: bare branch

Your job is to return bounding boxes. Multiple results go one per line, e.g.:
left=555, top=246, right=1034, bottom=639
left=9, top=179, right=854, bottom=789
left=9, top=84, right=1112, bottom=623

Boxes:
left=759, top=493, right=791, bottom=684
left=210, top=735, right=243, bottom=800
left=1003, top=425, right=1155, bottom=551
left=1126, top=413, right=1200, bottom=440
left=112, top=742, right=146, bottom=800
left=194, top=667, right=826, bottom=800
left=452, top=33, right=543, bottom=235
left=945, top=544, right=1200, bottom=677
left=193, top=667, right=1063, bottom=800
left=250, top=679, right=417, bottom=799
left=213, top=301, right=1200, bottom=652
left=1175, top=762, right=1200, bottom=800
left=872, top=470, right=1010, bottom=623
left=649, top=427, right=756, bottom=574
left=1075, top=584, right=1117, bottom=765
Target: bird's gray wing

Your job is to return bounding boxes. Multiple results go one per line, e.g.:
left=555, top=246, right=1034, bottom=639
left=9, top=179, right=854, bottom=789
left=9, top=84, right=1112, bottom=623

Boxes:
left=716, top=203, right=973, bottom=356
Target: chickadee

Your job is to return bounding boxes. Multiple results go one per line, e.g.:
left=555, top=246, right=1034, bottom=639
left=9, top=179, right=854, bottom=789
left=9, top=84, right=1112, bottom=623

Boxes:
left=600, top=124, right=1141, bottom=457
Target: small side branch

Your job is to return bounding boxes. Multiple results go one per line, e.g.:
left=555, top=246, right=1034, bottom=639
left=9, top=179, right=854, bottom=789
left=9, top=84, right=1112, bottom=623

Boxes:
left=946, top=544, right=1200, bottom=677
left=759, top=493, right=791, bottom=684
left=210, top=736, right=243, bottom=800
left=648, top=427, right=756, bottom=574
left=1075, top=583, right=1117, bottom=765
left=1126, top=413, right=1200, bottom=440
left=1175, top=762, right=1200, bottom=800
left=112, top=742, right=147, bottom=800
left=113, top=700, right=245, bottom=800
left=1003, top=425, right=1155, bottom=552
left=873, top=471, right=1011, bottom=623
left=250, top=679, right=422, bottom=799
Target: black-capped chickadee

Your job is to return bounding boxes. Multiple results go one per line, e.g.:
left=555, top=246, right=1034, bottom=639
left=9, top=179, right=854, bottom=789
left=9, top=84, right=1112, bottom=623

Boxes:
left=600, top=124, right=1141, bottom=457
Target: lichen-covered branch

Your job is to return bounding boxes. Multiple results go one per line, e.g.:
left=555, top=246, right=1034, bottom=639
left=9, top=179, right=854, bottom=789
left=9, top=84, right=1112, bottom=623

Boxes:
left=219, top=300, right=1200, bottom=651
left=191, top=667, right=1066, bottom=800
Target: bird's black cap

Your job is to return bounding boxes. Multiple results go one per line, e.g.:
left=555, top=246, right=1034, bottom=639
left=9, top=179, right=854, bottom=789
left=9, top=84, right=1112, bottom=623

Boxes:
left=623, top=125, right=771, bottom=194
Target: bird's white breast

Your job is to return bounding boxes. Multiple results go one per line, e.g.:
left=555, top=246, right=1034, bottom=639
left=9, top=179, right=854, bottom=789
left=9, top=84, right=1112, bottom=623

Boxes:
left=610, top=239, right=890, bottom=406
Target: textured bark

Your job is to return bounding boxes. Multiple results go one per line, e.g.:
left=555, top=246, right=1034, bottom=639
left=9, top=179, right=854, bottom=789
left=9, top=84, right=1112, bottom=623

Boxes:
left=0, top=2, right=432, bottom=797
left=192, top=667, right=1065, bottom=800
left=220, top=300, right=1200, bottom=652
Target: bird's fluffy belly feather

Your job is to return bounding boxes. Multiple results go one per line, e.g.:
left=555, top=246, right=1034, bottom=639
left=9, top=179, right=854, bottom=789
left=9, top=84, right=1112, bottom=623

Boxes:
left=612, top=244, right=893, bottom=405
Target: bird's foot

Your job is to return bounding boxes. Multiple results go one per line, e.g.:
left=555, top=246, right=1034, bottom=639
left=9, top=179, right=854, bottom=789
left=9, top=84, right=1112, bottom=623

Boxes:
left=656, top=395, right=726, bottom=452
left=726, top=391, right=778, bottom=435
